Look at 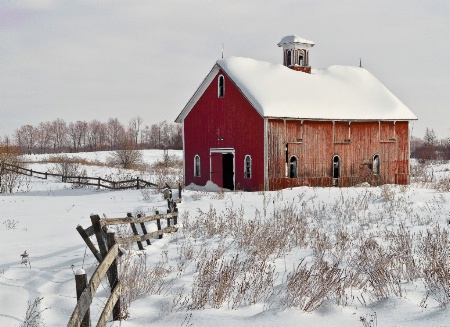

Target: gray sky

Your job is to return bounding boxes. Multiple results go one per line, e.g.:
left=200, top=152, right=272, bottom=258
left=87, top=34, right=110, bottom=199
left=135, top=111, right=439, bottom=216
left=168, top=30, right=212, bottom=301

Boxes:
left=1, top=1, right=449, bottom=139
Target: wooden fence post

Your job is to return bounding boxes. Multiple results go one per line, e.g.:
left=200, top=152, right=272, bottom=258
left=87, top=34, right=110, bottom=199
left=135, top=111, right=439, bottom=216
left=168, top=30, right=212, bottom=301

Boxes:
left=137, top=214, right=151, bottom=245
left=97, top=177, right=101, bottom=189
left=127, top=213, right=144, bottom=250
left=75, top=270, right=91, bottom=327
left=90, top=215, right=108, bottom=261
left=136, top=177, right=140, bottom=189
left=155, top=210, right=162, bottom=239
left=106, top=231, right=121, bottom=321
left=76, top=225, right=102, bottom=263
left=167, top=209, right=171, bottom=227
left=178, top=183, right=182, bottom=200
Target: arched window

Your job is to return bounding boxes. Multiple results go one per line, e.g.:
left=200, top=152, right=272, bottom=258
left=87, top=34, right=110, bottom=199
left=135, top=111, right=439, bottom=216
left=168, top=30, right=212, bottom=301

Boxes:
left=218, top=75, right=225, bottom=98
left=194, top=155, right=201, bottom=177
left=289, top=156, right=298, bottom=178
left=244, top=155, right=252, bottom=179
left=372, top=155, right=380, bottom=175
left=332, top=155, right=340, bottom=179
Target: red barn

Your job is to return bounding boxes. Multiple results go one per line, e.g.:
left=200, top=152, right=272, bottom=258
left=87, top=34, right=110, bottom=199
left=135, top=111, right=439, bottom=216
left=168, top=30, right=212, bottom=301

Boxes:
left=175, top=35, right=417, bottom=191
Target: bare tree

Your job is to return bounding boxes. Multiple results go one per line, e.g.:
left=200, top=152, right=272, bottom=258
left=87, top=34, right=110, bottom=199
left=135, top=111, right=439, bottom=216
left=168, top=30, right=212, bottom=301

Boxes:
left=68, top=121, right=88, bottom=152
left=35, top=121, right=52, bottom=154
left=50, top=118, right=68, bottom=153
left=107, top=138, right=143, bottom=169
left=128, top=116, right=143, bottom=148
left=107, top=118, right=126, bottom=150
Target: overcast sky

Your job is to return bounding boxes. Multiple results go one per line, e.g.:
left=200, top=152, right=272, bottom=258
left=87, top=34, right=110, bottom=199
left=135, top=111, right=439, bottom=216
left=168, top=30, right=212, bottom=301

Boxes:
left=1, top=1, right=449, bottom=139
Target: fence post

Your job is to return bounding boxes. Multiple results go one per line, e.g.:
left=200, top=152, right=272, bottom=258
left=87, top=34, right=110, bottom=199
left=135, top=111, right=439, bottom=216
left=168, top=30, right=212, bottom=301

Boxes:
left=106, top=231, right=121, bottom=321
left=30, top=169, right=33, bottom=177
left=90, top=214, right=108, bottom=263
left=75, top=270, right=91, bottom=327
left=45, top=172, right=47, bottom=179
left=127, top=213, right=144, bottom=250
left=76, top=225, right=102, bottom=263
left=155, top=210, right=162, bottom=239
left=174, top=208, right=178, bottom=225
left=136, top=177, right=140, bottom=189
left=97, top=177, right=101, bottom=189
left=137, top=214, right=151, bottom=245
left=178, top=183, right=182, bottom=200
left=167, top=209, right=171, bottom=227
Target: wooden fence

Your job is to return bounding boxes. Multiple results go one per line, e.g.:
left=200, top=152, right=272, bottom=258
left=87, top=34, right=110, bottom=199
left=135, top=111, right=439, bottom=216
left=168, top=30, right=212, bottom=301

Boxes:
left=68, top=195, right=181, bottom=327
left=1, top=163, right=157, bottom=190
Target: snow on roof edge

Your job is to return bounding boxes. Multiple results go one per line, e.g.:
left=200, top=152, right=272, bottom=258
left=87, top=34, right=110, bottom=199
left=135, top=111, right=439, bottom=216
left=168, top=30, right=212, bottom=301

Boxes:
left=216, top=57, right=417, bottom=121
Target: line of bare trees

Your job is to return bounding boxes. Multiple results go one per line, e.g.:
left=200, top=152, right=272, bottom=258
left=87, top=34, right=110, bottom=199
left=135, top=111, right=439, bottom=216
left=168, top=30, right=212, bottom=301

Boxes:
left=411, top=127, right=450, bottom=162
left=1, top=117, right=182, bottom=155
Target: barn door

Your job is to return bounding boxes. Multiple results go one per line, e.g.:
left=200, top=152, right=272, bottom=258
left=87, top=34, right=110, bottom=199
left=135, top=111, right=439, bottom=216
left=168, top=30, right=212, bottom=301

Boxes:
left=222, top=153, right=234, bottom=190
left=210, top=152, right=223, bottom=187
left=210, top=149, right=235, bottom=190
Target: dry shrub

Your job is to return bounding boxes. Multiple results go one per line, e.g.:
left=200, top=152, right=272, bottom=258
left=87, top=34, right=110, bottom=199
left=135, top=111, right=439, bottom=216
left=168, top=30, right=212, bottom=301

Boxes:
left=0, top=149, right=27, bottom=193
left=148, top=153, right=183, bottom=192
left=433, top=178, right=450, bottom=192
left=107, top=148, right=144, bottom=170
left=350, top=238, right=402, bottom=301
left=282, top=259, right=343, bottom=312
left=20, top=297, right=49, bottom=327
left=379, top=184, right=396, bottom=201
left=119, top=253, right=172, bottom=316
left=419, top=225, right=450, bottom=307
left=384, top=224, right=419, bottom=282
left=189, top=251, right=277, bottom=310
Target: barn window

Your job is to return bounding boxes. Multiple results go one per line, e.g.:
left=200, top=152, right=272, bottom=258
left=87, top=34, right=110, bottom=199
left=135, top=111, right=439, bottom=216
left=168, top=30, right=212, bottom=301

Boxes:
left=332, top=155, right=340, bottom=179
left=218, top=75, right=225, bottom=98
left=372, top=155, right=380, bottom=175
left=244, top=155, right=252, bottom=178
left=194, top=155, right=201, bottom=177
left=289, top=156, right=298, bottom=178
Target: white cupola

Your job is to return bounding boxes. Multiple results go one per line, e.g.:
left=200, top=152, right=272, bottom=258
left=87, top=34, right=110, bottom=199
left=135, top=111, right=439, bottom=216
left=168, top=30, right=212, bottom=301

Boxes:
left=277, top=35, right=314, bottom=73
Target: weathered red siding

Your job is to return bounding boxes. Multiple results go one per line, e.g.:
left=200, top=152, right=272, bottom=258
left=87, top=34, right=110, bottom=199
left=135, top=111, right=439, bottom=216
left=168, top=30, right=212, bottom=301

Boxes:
left=183, top=70, right=265, bottom=191
left=268, top=120, right=410, bottom=189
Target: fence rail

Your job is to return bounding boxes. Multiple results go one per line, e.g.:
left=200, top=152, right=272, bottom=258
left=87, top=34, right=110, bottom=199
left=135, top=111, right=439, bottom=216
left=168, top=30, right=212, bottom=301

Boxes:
left=68, top=193, right=180, bottom=327
left=1, top=163, right=157, bottom=190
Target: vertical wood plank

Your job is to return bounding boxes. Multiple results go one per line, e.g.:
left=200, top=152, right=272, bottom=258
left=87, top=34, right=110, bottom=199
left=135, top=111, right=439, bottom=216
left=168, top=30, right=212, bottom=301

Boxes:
left=106, top=231, right=121, bottom=321
left=137, top=214, right=151, bottom=245
left=75, top=271, right=91, bottom=327
left=155, top=210, right=162, bottom=239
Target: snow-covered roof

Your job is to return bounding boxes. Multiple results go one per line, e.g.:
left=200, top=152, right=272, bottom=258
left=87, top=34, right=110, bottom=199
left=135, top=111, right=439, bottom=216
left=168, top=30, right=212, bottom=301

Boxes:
left=277, top=35, right=315, bottom=48
left=217, top=57, right=416, bottom=121
left=176, top=57, right=416, bottom=123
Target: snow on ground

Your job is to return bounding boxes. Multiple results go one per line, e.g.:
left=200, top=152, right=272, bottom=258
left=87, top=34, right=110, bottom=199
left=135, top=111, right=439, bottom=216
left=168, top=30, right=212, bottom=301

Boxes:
left=1, top=151, right=450, bottom=326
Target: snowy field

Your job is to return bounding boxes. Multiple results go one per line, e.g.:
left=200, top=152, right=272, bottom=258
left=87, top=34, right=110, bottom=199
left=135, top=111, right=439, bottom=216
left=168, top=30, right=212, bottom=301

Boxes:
left=1, top=151, right=450, bottom=326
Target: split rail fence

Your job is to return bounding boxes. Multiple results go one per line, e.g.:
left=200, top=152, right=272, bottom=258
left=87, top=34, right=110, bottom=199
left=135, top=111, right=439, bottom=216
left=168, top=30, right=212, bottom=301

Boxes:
left=67, top=192, right=181, bottom=327
left=1, top=163, right=156, bottom=190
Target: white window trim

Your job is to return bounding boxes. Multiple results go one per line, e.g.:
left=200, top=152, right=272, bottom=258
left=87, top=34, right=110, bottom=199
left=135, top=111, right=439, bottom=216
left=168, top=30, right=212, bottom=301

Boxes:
left=244, top=155, right=252, bottom=179
left=218, top=75, right=225, bottom=98
left=194, top=154, right=201, bottom=177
